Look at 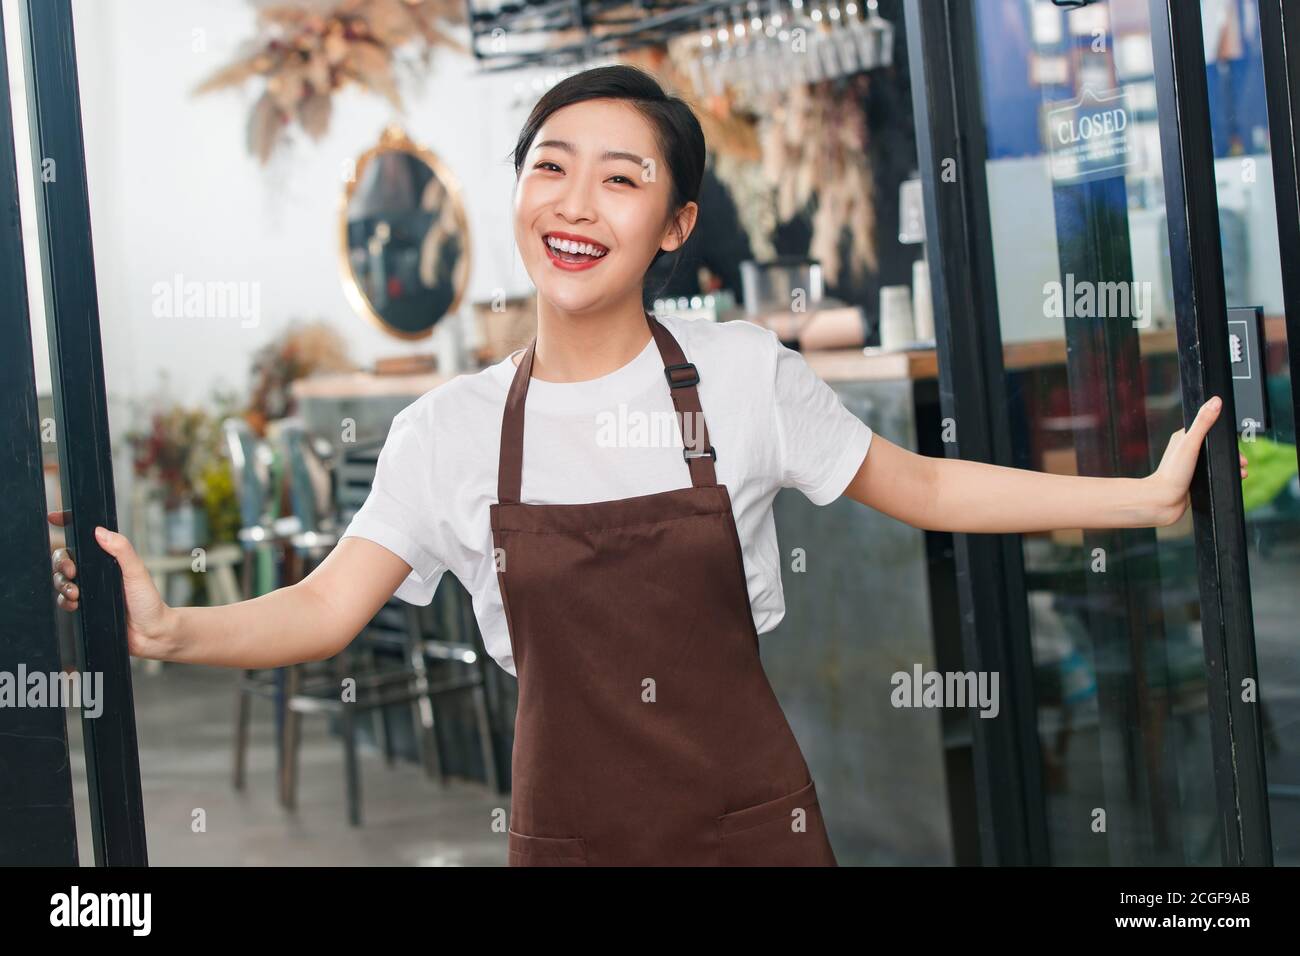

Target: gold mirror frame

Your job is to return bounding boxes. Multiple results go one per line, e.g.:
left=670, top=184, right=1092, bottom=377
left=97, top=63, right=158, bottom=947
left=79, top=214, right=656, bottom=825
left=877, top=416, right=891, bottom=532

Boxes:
left=338, top=124, right=472, bottom=341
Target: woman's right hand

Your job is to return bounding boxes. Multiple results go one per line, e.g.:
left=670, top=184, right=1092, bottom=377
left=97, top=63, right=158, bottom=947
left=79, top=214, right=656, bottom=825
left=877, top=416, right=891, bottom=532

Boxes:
left=48, top=512, right=176, bottom=660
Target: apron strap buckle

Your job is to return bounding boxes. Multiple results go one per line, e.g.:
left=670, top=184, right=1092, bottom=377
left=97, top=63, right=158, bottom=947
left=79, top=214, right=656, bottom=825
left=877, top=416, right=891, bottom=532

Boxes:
left=664, top=362, right=700, bottom=389
left=683, top=445, right=717, bottom=461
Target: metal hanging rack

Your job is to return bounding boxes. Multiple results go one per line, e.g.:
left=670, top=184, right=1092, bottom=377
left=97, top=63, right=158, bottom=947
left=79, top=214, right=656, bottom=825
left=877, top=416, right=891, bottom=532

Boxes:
left=466, top=0, right=895, bottom=82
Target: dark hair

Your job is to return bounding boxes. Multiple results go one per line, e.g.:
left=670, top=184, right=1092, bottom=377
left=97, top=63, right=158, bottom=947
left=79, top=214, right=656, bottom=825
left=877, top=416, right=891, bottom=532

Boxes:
left=510, top=64, right=706, bottom=278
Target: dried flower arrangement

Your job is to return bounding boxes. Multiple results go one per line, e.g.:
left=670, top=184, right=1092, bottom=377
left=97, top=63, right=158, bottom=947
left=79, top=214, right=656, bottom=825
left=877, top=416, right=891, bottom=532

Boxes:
left=193, top=0, right=467, bottom=164
left=125, top=319, right=358, bottom=553
left=125, top=384, right=244, bottom=543
left=758, top=75, right=877, bottom=287
left=246, top=319, right=359, bottom=434
left=636, top=44, right=878, bottom=289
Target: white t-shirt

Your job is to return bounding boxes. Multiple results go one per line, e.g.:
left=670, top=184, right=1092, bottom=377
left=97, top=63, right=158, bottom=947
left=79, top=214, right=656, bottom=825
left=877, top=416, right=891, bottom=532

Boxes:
left=339, top=314, right=873, bottom=676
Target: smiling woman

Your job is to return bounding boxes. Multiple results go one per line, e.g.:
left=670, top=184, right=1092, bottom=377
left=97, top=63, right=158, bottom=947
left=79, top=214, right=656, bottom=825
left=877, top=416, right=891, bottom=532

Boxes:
left=507, top=66, right=702, bottom=357
left=52, top=63, right=1243, bottom=871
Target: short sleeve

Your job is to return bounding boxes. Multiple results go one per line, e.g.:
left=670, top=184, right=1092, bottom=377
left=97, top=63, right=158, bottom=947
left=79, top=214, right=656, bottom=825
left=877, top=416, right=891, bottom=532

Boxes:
left=771, top=333, right=874, bottom=505
left=338, top=407, right=446, bottom=604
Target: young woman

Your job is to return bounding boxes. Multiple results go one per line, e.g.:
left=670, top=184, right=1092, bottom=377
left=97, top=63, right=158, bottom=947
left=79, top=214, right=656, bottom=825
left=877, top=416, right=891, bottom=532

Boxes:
left=52, top=65, right=1246, bottom=867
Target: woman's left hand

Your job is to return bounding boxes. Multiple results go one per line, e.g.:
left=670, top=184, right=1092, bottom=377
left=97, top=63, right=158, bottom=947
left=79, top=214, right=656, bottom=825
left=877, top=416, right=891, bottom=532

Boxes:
left=1147, top=396, right=1250, bottom=526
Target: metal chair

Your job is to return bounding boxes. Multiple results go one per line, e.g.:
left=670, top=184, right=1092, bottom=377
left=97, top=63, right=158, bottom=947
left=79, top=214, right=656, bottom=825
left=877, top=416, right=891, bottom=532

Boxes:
left=276, top=429, right=504, bottom=827
left=275, top=424, right=502, bottom=825
left=275, top=419, right=406, bottom=822
left=224, top=417, right=301, bottom=794
left=333, top=434, right=505, bottom=795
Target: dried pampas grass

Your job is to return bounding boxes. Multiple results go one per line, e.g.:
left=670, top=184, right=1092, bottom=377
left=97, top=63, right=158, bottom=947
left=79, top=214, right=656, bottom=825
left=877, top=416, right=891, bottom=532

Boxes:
left=757, top=79, right=876, bottom=286
left=647, top=41, right=877, bottom=289
left=194, top=0, right=467, bottom=165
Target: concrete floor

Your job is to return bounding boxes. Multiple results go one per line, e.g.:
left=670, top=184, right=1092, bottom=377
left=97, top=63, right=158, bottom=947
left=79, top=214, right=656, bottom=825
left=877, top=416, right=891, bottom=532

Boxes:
left=65, top=662, right=509, bottom=866
left=58, top=538, right=1300, bottom=867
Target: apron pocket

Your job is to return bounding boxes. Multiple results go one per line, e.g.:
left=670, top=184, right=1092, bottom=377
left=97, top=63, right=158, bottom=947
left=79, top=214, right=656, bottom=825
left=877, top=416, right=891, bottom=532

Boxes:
left=717, top=779, right=833, bottom=866
left=507, top=828, right=588, bottom=867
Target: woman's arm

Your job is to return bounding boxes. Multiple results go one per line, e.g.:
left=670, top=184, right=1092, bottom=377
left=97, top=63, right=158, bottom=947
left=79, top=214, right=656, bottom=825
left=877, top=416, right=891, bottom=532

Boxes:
left=53, top=521, right=411, bottom=668
left=841, top=396, right=1248, bottom=533
left=162, top=538, right=412, bottom=667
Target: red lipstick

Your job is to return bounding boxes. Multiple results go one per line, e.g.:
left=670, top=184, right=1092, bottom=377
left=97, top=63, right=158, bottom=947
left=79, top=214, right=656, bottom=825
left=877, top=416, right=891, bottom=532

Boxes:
left=542, top=231, right=609, bottom=272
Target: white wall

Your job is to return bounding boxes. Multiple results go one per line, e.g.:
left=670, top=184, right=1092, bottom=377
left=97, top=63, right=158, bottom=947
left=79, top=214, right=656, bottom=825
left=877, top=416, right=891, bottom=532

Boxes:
left=5, top=0, right=558, bottom=537
left=10, top=0, right=547, bottom=410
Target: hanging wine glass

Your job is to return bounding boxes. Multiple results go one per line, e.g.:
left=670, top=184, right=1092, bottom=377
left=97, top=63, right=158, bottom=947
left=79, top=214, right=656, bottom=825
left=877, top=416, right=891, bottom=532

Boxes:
left=852, top=0, right=894, bottom=70
left=874, top=1, right=895, bottom=69
left=727, top=5, right=756, bottom=99
left=832, top=1, right=862, bottom=76
left=697, top=11, right=729, bottom=97
left=740, top=2, right=766, bottom=102
left=768, top=0, right=797, bottom=93
left=686, top=25, right=711, bottom=100
left=818, top=1, right=849, bottom=79
left=788, top=0, right=823, bottom=85
left=711, top=10, right=736, bottom=95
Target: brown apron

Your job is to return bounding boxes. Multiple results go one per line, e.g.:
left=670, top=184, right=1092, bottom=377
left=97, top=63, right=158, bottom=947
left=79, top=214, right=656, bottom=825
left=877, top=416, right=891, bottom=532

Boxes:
left=491, top=310, right=837, bottom=867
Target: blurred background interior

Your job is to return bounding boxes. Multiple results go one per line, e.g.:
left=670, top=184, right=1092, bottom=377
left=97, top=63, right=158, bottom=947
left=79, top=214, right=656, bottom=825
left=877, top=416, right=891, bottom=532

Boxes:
left=7, top=0, right=1298, bottom=865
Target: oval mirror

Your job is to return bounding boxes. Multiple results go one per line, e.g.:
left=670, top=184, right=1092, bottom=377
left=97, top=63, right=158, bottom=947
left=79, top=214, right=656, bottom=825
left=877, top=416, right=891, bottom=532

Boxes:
left=340, top=125, right=471, bottom=340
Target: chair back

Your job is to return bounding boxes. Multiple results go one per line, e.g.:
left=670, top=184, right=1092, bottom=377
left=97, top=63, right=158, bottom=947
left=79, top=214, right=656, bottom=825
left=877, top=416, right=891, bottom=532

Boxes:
left=335, top=436, right=387, bottom=528
left=279, top=418, right=338, bottom=535
left=222, top=417, right=274, bottom=532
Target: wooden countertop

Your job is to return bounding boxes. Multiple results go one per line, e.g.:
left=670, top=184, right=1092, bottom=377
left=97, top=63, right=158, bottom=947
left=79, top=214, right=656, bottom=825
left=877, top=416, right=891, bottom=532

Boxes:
left=291, top=325, right=1194, bottom=398
left=806, top=326, right=1183, bottom=382
left=291, top=369, right=448, bottom=399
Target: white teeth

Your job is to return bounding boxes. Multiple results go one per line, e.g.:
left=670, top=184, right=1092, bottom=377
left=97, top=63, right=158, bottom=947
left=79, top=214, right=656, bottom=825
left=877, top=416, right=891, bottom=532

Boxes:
left=546, top=235, right=606, bottom=257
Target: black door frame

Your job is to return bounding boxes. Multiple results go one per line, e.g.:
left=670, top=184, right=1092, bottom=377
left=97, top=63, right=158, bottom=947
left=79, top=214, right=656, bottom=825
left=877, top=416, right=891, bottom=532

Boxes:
left=1149, top=0, right=1273, bottom=865
left=905, top=0, right=1275, bottom=864
left=13, top=0, right=148, bottom=866
left=903, top=0, right=1050, bottom=866
left=1258, top=0, right=1300, bottom=459
left=0, top=0, right=79, bottom=868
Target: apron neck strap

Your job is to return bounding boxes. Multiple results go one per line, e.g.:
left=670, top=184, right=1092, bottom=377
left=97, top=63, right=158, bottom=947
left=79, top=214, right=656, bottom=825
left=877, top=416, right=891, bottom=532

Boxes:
left=497, top=310, right=718, bottom=505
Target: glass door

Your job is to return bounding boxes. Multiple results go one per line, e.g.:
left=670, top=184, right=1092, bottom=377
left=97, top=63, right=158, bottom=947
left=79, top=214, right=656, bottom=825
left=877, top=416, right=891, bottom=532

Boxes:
left=1, top=0, right=147, bottom=865
left=1224, top=0, right=1300, bottom=865
left=0, top=0, right=79, bottom=867
left=908, top=0, right=1295, bottom=864
left=973, top=0, right=1232, bottom=866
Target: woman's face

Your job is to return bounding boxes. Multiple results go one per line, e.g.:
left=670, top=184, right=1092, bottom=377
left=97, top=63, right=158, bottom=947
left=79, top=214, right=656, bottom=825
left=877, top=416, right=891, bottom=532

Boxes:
left=513, top=97, right=696, bottom=316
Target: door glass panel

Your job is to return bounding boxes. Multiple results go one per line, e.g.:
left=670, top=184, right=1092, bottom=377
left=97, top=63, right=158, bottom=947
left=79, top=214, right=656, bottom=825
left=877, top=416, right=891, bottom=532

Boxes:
left=1201, top=0, right=1300, bottom=866
left=974, top=0, right=1222, bottom=864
